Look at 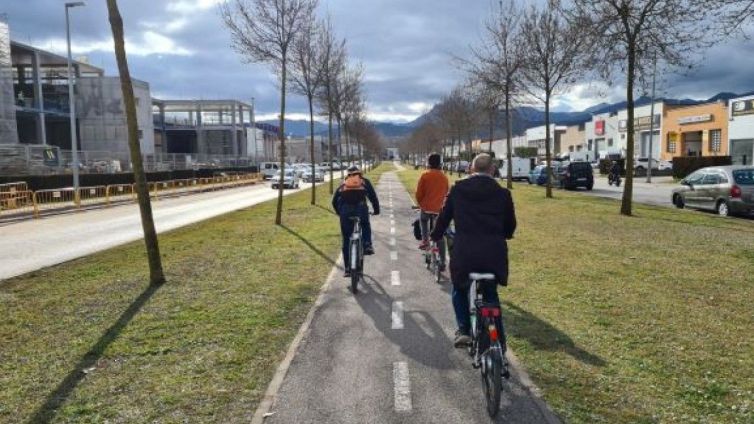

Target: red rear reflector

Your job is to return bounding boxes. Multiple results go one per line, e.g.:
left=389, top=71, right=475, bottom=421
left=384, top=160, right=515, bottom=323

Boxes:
left=488, top=324, right=498, bottom=342
left=731, top=185, right=742, bottom=198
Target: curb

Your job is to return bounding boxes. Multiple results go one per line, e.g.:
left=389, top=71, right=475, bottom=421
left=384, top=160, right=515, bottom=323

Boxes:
left=250, top=257, right=343, bottom=424
left=506, top=349, right=562, bottom=424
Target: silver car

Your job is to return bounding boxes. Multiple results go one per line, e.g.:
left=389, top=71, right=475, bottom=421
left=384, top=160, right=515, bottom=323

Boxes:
left=672, top=166, right=754, bottom=217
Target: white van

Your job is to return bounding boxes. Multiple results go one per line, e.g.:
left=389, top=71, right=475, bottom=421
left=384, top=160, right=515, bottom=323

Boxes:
left=501, top=157, right=533, bottom=181
left=260, top=162, right=280, bottom=179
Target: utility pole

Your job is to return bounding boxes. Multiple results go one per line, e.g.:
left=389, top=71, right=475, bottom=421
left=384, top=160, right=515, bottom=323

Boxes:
left=646, top=52, right=657, bottom=183
left=65, top=1, right=85, bottom=205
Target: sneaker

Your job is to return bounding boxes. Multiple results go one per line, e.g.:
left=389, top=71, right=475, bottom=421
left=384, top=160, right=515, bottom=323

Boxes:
left=438, top=263, right=446, bottom=272
left=454, top=330, right=472, bottom=348
left=364, top=246, right=375, bottom=255
left=418, top=240, right=429, bottom=250
left=344, top=269, right=351, bottom=278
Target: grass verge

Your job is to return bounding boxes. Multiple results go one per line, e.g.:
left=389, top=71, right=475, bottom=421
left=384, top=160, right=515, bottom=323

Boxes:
left=0, top=163, right=392, bottom=423
left=398, top=167, right=753, bottom=424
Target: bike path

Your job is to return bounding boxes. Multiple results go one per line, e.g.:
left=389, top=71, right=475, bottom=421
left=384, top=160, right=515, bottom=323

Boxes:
left=262, top=172, right=560, bottom=423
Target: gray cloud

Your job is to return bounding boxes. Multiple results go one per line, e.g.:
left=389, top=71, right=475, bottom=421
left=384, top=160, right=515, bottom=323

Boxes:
left=4, top=1, right=754, bottom=121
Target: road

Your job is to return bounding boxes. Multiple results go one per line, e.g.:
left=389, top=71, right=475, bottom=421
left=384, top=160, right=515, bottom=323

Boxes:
left=0, top=179, right=331, bottom=281
left=262, top=172, right=560, bottom=424
left=581, top=176, right=675, bottom=207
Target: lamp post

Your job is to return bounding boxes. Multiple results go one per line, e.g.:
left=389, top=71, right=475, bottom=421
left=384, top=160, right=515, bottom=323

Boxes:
left=65, top=1, right=85, bottom=204
left=646, top=52, right=657, bottom=183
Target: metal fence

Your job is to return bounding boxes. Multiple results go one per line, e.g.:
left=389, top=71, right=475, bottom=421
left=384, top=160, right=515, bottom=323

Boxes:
left=0, top=144, right=258, bottom=175
left=0, top=172, right=261, bottom=221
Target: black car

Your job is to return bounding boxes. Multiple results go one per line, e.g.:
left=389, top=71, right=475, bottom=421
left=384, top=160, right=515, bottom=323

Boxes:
left=557, top=161, right=594, bottom=190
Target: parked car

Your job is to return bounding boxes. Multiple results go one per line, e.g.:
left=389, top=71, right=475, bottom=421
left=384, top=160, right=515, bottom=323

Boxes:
left=529, top=165, right=548, bottom=186
left=302, top=166, right=325, bottom=182
left=271, top=170, right=300, bottom=189
left=501, top=157, right=533, bottom=181
left=557, top=161, right=594, bottom=190
left=672, top=166, right=754, bottom=217
left=634, top=157, right=672, bottom=171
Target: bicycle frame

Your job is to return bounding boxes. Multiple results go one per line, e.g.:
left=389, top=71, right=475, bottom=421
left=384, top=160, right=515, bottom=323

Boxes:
left=350, top=218, right=362, bottom=272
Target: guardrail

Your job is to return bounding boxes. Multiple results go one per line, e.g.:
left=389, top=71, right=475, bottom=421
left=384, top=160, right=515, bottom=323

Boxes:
left=0, top=172, right=261, bottom=221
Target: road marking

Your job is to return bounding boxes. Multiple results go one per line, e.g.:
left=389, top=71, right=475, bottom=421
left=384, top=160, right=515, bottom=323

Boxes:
left=391, top=270, right=400, bottom=286
left=393, top=362, right=412, bottom=412
left=390, top=213, right=394, bottom=219
left=390, top=227, right=395, bottom=234
left=390, top=237, right=396, bottom=246
left=391, top=301, right=404, bottom=329
left=390, top=251, right=398, bottom=261
left=390, top=219, right=395, bottom=226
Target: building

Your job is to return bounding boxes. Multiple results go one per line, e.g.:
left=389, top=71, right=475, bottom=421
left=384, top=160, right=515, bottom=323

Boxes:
left=728, top=95, right=754, bottom=165
left=285, top=135, right=327, bottom=163
left=560, top=123, right=586, bottom=155
left=489, top=135, right=528, bottom=158
left=585, top=111, right=621, bottom=158
left=0, top=16, right=16, bottom=145
left=661, top=101, right=729, bottom=160
left=152, top=99, right=252, bottom=157
left=617, top=102, right=664, bottom=159
left=247, top=122, right=278, bottom=162
left=526, top=124, right=566, bottom=157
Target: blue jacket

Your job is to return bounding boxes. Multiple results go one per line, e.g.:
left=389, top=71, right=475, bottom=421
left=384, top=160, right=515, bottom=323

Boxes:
left=332, top=177, right=380, bottom=215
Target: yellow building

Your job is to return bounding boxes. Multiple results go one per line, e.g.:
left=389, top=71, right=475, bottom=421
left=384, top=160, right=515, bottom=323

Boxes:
left=661, top=101, right=729, bottom=161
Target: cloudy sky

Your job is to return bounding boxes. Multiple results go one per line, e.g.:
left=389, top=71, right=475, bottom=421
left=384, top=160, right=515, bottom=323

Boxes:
left=4, top=0, right=754, bottom=123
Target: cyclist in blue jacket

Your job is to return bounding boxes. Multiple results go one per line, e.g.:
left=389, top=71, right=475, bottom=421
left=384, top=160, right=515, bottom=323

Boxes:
left=332, top=166, right=380, bottom=277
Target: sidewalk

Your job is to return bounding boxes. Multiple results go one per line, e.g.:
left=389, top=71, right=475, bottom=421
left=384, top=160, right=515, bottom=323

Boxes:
left=257, top=171, right=561, bottom=423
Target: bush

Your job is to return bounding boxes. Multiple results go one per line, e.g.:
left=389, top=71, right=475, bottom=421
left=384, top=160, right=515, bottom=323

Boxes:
left=672, top=156, right=732, bottom=179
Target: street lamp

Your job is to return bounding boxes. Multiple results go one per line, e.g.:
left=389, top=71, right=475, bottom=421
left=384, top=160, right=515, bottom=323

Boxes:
left=65, top=1, right=85, bottom=204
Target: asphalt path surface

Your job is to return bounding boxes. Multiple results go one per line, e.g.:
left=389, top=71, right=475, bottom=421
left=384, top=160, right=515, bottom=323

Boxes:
left=0, top=178, right=333, bottom=281
left=580, top=176, right=675, bottom=207
left=264, top=172, right=560, bottom=423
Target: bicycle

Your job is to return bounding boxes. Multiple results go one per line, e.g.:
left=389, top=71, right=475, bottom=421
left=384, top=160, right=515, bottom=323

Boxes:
left=413, top=207, right=446, bottom=284
left=348, top=216, right=364, bottom=294
left=467, top=272, right=509, bottom=418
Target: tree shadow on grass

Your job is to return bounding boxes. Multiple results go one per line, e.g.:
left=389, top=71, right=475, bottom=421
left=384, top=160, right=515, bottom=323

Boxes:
left=502, top=301, right=606, bottom=367
left=279, top=224, right=340, bottom=269
left=29, top=282, right=163, bottom=424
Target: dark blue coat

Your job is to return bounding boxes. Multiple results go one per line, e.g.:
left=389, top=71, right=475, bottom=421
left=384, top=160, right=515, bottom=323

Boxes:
left=431, top=174, right=516, bottom=288
left=331, top=177, right=380, bottom=215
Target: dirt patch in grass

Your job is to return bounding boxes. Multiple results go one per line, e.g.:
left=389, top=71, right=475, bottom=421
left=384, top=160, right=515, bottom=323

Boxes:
left=0, top=164, right=391, bottom=423
left=398, top=167, right=753, bottom=423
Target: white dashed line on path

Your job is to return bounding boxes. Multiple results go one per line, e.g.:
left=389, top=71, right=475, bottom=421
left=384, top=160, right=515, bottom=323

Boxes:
left=393, top=362, right=412, bottom=412
left=390, top=251, right=398, bottom=261
left=391, top=270, right=401, bottom=286
left=390, top=237, right=396, bottom=246
left=391, top=301, right=404, bottom=329
left=390, top=227, right=395, bottom=234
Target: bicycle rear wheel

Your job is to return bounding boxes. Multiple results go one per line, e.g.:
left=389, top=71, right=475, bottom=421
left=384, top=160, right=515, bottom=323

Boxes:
left=482, top=346, right=503, bottom=418
left=433, top=251, right=442, bottom=284
left=350, top=241, right=359, bottom=293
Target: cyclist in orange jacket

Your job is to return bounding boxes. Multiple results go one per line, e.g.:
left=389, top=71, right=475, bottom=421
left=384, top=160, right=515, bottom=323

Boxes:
left=416, top=153, right=450, bottom=270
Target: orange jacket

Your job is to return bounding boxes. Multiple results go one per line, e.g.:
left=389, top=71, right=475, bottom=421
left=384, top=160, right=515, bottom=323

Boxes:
left=416, top=169, right=449, bottom=213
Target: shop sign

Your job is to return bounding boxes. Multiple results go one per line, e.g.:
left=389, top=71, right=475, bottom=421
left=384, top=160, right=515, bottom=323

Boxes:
left=678, top=114, right=713, bottom=125
left=732, top=99, right=754, bottom=117
left=595, top=120, right=605, bottom=136
left=619, top=114, right=661, bottom=132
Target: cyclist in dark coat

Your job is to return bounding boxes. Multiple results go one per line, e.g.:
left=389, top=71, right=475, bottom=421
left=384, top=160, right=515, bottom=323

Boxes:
left=332, top=166, right=380, bottom=277
left=431, top=153, right=517, bottom=347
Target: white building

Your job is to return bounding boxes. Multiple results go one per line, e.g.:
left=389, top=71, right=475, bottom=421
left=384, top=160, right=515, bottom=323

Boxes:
left=729, top=94, right=754, bottom=165
left=526, top=124, right=566, bottom=156
left=617, top=102, right=664, bottom=159
left=585, top=111, right=621, bottom=158
left=490, top=135, right=528, bottom=158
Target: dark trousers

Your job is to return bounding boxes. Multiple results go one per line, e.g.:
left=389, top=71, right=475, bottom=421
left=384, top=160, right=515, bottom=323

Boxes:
left=339, top=204, right=371, bottom=270
left=419, top=211, right=446, bottom=265
left=452, top=282, right=500, bottom=335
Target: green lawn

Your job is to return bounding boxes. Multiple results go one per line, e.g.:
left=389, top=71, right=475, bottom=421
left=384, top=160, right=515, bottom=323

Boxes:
left=398, top=168, right=753, bottom=424
left=0, top=163, right=391, bottom=423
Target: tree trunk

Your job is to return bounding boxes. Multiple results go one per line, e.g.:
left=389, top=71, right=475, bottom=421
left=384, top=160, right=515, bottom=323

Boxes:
left=505, top=87, right=513, bottom=190
left=106, top=0, right=164, bottom=286
left=308, top=95, right=316, bottom=205
left=344, top=120, right=351, bottom=169
left=337, top=118, right=344, bottom=179
left=275, top=56, right=287, bottom=225
left=621, top=45, right=637, bottom=216
left=328, top=112, right=334, bottom=194
left=488, top=107, right=494, bottom=153
left=545, top=90, right=553, bottom=199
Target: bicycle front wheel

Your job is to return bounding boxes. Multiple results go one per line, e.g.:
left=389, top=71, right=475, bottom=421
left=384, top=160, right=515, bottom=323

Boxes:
left=482, top=347, right=503, bottom=418
left=350, top=241, right=359, bottom=293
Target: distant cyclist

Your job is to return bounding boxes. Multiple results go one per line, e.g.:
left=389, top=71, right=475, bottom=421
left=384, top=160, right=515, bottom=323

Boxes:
left=332, top=166, right=380, bottom=277
left=431, top=153, right=517, bottom=347
left=416, top=153, right=449, bottom=271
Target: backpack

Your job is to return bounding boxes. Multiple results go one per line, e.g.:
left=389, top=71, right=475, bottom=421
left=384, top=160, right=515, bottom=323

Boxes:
left=343, top=174, right=365, bottom=192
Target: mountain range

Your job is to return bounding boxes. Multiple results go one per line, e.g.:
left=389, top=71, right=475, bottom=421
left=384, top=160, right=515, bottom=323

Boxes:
left=262, top=91, right=754, bottom=139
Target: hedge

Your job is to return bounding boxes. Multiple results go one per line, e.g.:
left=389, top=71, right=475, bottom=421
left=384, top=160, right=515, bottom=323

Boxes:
left=672, top=156, right=731, bottom=179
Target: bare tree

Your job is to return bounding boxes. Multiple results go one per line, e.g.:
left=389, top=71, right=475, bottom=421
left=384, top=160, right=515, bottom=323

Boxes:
left=291, top=17, right=325, bottom=205
left=105, top=0, right=165, bottom=286
left=520, top=1, right=589, bottom=198
left=315, top=17, right=346, bottom=193
left=221, top=0, right=318, bottom=225
left=566, top=0, right=749, bottom=215
left=436, top=87, right=477, bottom=174
left=465, top=0, right=525, bottom=189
